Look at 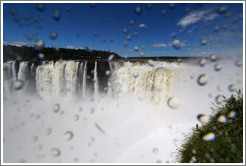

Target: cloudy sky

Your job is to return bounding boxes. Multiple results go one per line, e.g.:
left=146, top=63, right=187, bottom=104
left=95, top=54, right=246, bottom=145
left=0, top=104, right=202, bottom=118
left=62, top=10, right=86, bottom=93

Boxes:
left=3, top=2, right=243, bottom=57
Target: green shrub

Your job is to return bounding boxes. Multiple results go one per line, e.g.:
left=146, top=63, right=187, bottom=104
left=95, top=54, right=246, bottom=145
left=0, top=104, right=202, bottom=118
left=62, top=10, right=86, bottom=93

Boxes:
left=178, top=91, right=243, bottom=163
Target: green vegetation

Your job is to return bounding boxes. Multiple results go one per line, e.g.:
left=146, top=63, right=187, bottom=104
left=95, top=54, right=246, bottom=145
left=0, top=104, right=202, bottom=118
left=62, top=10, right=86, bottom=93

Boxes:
left=178, top=91, right=243, bottom=163
left=3, top=45, right=121, bottom=62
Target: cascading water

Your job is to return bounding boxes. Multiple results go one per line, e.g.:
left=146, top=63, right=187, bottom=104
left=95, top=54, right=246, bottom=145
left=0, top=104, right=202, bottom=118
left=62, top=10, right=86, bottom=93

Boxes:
left=3, top=60, right=180, bottom=104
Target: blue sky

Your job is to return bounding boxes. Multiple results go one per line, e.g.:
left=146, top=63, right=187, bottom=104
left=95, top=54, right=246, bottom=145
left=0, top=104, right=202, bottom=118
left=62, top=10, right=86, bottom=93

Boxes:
left=2, top=2, right=243, bottom=57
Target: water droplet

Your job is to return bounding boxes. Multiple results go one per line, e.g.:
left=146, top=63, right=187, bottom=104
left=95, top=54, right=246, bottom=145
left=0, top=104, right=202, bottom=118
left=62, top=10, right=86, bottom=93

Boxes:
left=105, top=70, right=111, bottom=76
left=127, top=20, right=134, bottom=26
left=123, top=41, right=128, bottom=47
left=217, top=115, right=227, bottom=123
left=108, top=54, right=115, bottom=62
left=217, top=6, right=228, bottom=14
left=152, top=147, right=159, bottom=154
left=34, top=40, right=45, bottom=49
left=46, top=128, right=52, bottom=135
left=74, top=114, right=80, bottom=121
left=161, top=10, right=166, bottom=15
left=53, top=104, right=60, bottom=113
left=197, top=74, right=208, bottom=86
left=90, top=3, right=96, bottom=8
left=197, top=114, right=209, bottom=124
left=192, top=149, right=197, bottom=155
left=140, top=52, right=144, bottom=56
left=201, top=38, right=206, bottom=45
left=222, top=24, right=228, bottom=29
left=123, top=28, right=128, bottom=34
left=228, top=84, right=237, bottom=92
left=134, top=46, right=140, bottom=51
left=127, top=35, right=131, bottom=41
left=32, top=136, right=38, bottom=143
left=231, top=144, right=237, bottom=153
left=147, top=4, right=152, bottom=9
left=49, top=33, right=57, bottom=40
left=64, top=131, right=73, bottom=141
left=156, top=160, right=162, bottom=163
left=36, top=3, right=45, bottom=12
left=85, top=46, right=93, bottom=52
left=13, top=80, right=25, bottom=90
left=135, top=6, right=142, bottom=15
left=214, top=26, right=220, bottom=32
left=189, top=156, right=197, bottom=163
left=147, top=60, right=155, bottom=67
left=198, top=58, right=206, bottom=67
left=53, top=10, right=60, bottom=21
left=215, top=95, right=224, bottom=104
left=51, top=148, right=61, bottom=157
left=214, top=64, right=222, bottom=71
left=168, top=4, right=175, bottom=9
left=210, top=54, right=217, bottom=62
left=228, top=111, right=237, bottom=119
left=167, top=97, right=180, bottom=109
left=235, top=59, right=242, bottom=67
left=172, top=40, right=181, bottom=49
left=110, top=37, right=114, bottom=42
left=38, top=53, right=45, bottom=60
left=202, top=132, right=216, bottom=142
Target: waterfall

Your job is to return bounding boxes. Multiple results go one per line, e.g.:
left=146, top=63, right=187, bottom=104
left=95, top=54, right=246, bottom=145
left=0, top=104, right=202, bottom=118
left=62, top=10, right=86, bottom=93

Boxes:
left=3, top=60, right=178, bottom=104
left=82, top=61, right=87, bottom=98
left=94, top=61, right=99, bottom=98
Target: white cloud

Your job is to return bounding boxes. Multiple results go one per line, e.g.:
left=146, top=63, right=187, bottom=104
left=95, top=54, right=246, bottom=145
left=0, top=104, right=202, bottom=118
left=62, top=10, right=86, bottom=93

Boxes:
left=151, top=43, right=168, bottom=48
left=3, top=41, right=34, bottom=47
left=177, top=10, right=218, bottom=27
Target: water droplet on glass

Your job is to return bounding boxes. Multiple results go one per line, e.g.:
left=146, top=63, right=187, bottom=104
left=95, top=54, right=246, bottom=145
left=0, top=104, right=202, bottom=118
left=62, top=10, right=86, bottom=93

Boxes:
left=85, top=46, right=93, bottom=52
left=210, top=54, right=217, bottom=62
left=134, top=46, right=140, bottom=52
left=133, top=32, right=138, bottom=36
left=38, top=53, right=45, bottom=60
left=217, top=6, right=228, bottom=14
left=167, top=97, right=180, bottom=109
left=53, top=104, right=60, bottom=113
left=49, top=33, right=57, bottom=40
left=198, top=58, right=206, bottom=67
left=222, top=24, right=228, bottom=29
left=46, top=128, right=52, bottom=135
left=201, top=37, right=206, bottom=45
left=127, top=35, right=131, bottom=41
left=129, top=20, right=134, bottom=25
left=140, top=52, right=144, bottom=56
left=110, top=37, right=114, bottom=42
left=108, top=54, right=115, bottom=62
left=214, top=64, right=222, bottom=71
left=51, top=148, right=61, bottom=157
left=172, top=40, right=181, bottom=49
left=64, top=131, right=73, bottom=141
left=147, top=4, right=152, bottom=9
left=152, top=147, right=159, bottom=154
left=32, top=136, right=38, bottom=143
left=197, top=114, right=209, bottom=124
left=123, top=41, right=128, bottom=47
left=53, top=10, right=60, bottom=21
left=123, top=28, right=128, bottom=34
left=215, top=95, right=224, bottom=104
left=168, top=4, right=175, bottom=9
left=228, top=111, right=237, bottom=118
left=147, top=60, right=155, bottom=67
left=192, top=149, right=197, bottom=155
left=235, top=60, right=242, bottom=67
left=74, top=114, right=80, bottom=121
left=161, top=10, right=166, bottom=15
left=105, top=70, right=111, bottom=76
left=135, top=6, right=142, bottom=15
left=217, top=115, right=227, bottom=123
left=36, top=3, right=45, bottom=12
left=13, top=80, right=25, bottom=90
left=197, top=74, right=208, bottom=86
left=35, top=40, right=45, bottom=49
left=228, top=84, right=237, bottom=92
left=202, top=132, right=216, bottom=142
left=214, top=26, right=220, bottom=32
left=189, top=156, right=197, bottom=163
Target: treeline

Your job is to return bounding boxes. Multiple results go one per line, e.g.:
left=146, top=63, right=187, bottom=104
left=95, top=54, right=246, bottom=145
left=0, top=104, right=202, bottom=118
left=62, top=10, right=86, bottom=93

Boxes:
left=3, top=45, right=121, bottom=62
